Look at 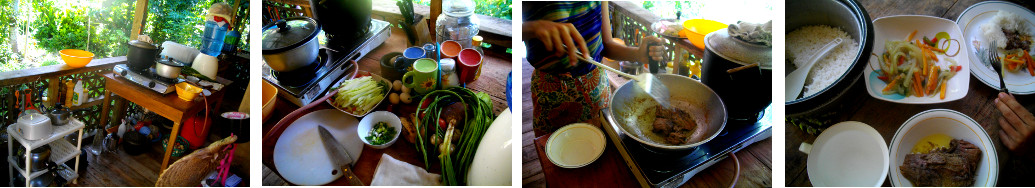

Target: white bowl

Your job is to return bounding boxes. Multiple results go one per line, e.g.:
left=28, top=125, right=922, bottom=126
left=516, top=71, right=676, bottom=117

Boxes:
left=889, top=109, right=998, bottom=186
left=545, top=123, right=606, bottom=168
left=865, top=15, right=970, bottom=104
left=356, top=111, right=402, bottom=149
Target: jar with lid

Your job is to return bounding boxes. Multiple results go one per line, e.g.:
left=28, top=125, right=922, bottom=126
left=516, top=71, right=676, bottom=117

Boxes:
left=435, top=0, right=480, bottom=49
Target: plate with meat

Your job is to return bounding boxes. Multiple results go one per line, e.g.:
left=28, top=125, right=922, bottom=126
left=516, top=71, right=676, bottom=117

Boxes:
left=608, top=74, right=726, bottom=150
left=957, top=1, right=1035, bottom=94
left=889, top=109, right=998, bottom=186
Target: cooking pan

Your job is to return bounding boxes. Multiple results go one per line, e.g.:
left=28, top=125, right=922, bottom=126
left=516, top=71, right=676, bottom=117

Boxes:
left=607, top=74, right=726, bottom=151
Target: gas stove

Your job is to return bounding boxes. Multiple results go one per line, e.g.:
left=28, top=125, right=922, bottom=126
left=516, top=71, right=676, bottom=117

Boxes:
left=262, top=19, right=390, bottom=106
left=113, top=64, right=184, bottom=94
left=601, top=105, right=772, bottom=187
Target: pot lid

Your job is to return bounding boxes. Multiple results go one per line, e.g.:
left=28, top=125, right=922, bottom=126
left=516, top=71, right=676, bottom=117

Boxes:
left=158, top=58, right=185, bottom=67
left=262, top=17, right=321, bottom=52
left=18, top=113, right=50, bottom=125
left=129, top=40, right=157, bottom=49
left=704, top=28, right=772, bottom=68
left=803, top=121, right=889, bottom=186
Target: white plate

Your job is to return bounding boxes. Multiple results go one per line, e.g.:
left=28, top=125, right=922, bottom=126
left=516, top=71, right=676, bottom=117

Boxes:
left=889, top=109, right=998, bottom=187
left=546, top=123, right=606, bottom=168
left=806, top=121, right=888, bottom=187
left=865, top=15, right=970, bottom=104
left=273, top=109, right=364, bottom=185
left=957, top=1, right=1035, bottom=94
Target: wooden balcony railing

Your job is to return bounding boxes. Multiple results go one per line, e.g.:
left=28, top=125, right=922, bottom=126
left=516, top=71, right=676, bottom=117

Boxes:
left=0, top=57, right=128, bottom=131
left=609, top=1, right=703, bottom=75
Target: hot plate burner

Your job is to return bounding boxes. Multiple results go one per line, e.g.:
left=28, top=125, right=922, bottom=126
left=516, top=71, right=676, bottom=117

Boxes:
left=272, top=51, right=326, bottom=88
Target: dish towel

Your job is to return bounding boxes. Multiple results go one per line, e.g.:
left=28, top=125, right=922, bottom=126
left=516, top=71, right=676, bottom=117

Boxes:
left=371, top=153, right=441, bottom=186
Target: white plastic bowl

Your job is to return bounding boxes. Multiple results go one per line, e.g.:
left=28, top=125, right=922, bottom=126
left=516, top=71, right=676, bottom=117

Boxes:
left=356, top=111, right=402, bottom=149
left=889, top=109, right=998, bottom=186
left=545, top=123, right=606, bottom=168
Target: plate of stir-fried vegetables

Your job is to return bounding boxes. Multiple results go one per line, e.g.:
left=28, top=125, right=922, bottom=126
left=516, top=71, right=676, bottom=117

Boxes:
left=865, top=16, right=970, bottom=104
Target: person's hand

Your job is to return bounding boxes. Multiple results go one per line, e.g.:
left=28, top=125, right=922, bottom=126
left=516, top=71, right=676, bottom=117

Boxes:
left=994, top=92, right=1035, bottom=154
left=637, top=35, right=666, bottom=65
left=523, top=20, right=591, bottom=68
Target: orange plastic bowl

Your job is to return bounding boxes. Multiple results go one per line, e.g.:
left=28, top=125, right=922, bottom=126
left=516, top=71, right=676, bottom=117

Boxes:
left=59, top=49, right=94, bottom=68
left=683, top=19, right=727, bottom=50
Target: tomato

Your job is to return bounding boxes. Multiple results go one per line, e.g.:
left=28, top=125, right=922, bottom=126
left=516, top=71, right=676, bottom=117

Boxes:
left=438, top=118, right=447, bottom=130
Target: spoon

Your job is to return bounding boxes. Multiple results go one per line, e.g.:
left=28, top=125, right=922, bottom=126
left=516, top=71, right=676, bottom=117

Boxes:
left=785, top=38, right=843, bottom=101
left=576, top=55, right=672, bottom=109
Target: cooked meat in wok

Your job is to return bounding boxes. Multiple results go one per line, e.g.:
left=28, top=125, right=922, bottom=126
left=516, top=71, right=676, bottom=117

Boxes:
left=900, top=139, right=981, bottom=187
left=651, top=106, right=698, bottom=145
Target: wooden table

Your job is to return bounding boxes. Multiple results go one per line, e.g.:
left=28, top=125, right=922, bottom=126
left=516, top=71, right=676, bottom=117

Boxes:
left=785, top=0, right=1035, bottom=186
left=522, top=58, right=773, bottom=187
left=102, top=72, right=232, bottom=172
left=260, top=26, right=512, bottom=185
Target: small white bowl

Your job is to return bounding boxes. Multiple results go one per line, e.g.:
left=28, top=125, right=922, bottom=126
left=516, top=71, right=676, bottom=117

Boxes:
left=545, top=123, right=606, bottom=168
left=889, top=109, right=998, bottom=186
left=357, top=111, right=402, bottom=149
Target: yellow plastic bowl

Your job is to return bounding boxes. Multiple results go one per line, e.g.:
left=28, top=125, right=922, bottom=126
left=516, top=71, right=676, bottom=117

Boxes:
left=683, top=19, right=727, bottom=50
left=175, top=82, right=202, bottom=101
left=59, top=49, right=94, bottom=68
left=261, top=80, right=278, bottom=122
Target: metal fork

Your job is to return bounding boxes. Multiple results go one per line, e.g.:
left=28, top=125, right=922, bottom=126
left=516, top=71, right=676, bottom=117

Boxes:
left=989, top=40, right=1009, bottom=93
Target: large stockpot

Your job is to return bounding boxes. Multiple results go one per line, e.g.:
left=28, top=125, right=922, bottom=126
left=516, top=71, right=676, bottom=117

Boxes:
left=785, top=0, right=873, bottom=117
left=127, top=40, right=159, bottom=71
left=607, top=74, right=727, bottom=151
left=262, top=17, right=321, bottom=72
left=701, top=28, right=772, bottom=120
left=17, top=145, right=51, bottom=172
left=311, top=0, right=371, bottom=40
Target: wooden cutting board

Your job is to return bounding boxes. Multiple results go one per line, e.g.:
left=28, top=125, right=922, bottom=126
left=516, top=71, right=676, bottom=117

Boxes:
left=534, top=131, right=639, bottom=187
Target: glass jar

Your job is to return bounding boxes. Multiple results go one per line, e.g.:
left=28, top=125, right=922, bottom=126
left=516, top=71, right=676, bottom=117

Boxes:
left=435, top=0, right=480, bottom=49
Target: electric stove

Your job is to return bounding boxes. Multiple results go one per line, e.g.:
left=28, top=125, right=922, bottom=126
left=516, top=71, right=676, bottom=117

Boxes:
left=113, top=64, right=184, bottom=94
left=601, top=104, right=772, bottom=187
left=262, top=19, right=390, bottom=106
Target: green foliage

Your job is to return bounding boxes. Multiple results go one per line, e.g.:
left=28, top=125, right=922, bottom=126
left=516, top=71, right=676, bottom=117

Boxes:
left=414, top=0, right=511, bottom=20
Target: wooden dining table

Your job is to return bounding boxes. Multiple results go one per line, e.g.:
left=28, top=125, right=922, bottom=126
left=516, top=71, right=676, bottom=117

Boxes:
left=785, top=0, right=1035, bottom=186
left=260, top=26, right=512, bottom=185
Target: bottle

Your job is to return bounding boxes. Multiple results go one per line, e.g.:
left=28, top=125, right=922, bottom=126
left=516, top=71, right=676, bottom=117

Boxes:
left=73, top=79, right=84, bottom=106
left=435, top=0, right=480, bottom=49
left=64, top=79, right=74, bottom=107
left=472, top=35, right=484, bottom=53
left=200, top=3, right=231, bottom=57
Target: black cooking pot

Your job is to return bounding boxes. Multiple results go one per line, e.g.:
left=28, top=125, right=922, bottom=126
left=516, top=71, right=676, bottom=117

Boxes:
left=311, top=0, right=371, bottom=40
left=701, top=28, right=773, bottom=120
left=123, top=131, right=149, bottom=156
left=127, top=40, right=160, bottom=71
left=17, top=145, right=51, bottom=172
left=784, top=0, right=873, bottom=117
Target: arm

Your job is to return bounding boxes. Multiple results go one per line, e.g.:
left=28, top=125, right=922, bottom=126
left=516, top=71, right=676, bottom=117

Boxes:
left=600, top=2, right=664, bottom=64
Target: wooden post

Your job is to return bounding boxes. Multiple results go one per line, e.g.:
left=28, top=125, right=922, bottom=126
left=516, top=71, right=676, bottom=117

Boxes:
left=130, top=0, right=150, bottom=40
left=430, top=0, right=441, bottom=41
left=46, top=78, right=58, bottom=108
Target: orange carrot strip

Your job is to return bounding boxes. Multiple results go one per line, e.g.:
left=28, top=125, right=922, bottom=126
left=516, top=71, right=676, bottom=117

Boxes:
left=883, top=75, right=900, bottom=92
left=939, top=79, right=947, bottom=99
left=907, top=30, right=918, bottom=42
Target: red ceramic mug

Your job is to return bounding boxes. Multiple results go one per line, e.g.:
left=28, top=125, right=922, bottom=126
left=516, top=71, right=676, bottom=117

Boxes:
left=457, top=48, right=483, bottom=84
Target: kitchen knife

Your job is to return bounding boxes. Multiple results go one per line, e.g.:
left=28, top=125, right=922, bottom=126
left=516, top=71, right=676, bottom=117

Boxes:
left=317, top=125, right=365, bottom=186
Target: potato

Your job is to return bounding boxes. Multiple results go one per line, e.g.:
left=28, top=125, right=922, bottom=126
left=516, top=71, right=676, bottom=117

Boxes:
left=401, top=85, right=411, bottom=94
left=392, top=80, right=403, bottom=91
left=388, top=93, right=400, bottom=104
left=400, top=92, right=413, bottom=104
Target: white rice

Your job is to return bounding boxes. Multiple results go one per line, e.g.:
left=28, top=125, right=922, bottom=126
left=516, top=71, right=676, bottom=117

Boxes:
left=980, top=10, right=1029, bottom=49
left=787, top=25, right=860, bottom=98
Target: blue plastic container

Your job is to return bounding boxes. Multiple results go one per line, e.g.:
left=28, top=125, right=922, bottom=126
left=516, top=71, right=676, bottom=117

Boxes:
left=200, top=20, right=228, bottom=56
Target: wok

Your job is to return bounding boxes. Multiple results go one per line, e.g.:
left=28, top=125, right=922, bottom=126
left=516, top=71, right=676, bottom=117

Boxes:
left=607, top=74, right=726, bottom=151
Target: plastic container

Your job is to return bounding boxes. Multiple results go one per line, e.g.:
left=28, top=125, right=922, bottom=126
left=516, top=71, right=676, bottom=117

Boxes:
left=439, top=59, right=460, bottom=89
left=72, top=79, right=84, bottom=106
left=200, top=20, right=228, bottom=57
left=435, top=0, right=480, bottom=49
